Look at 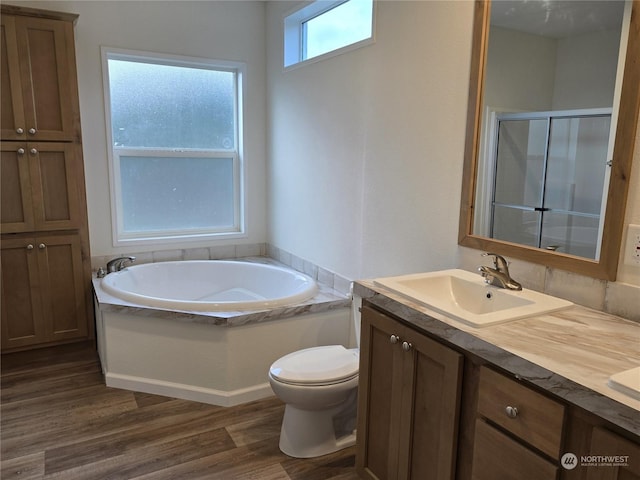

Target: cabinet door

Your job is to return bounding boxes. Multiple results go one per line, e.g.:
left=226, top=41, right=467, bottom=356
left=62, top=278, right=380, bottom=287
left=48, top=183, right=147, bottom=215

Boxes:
left=29, top=143, right=81, bottom=230
left=471, top=419, right=559, bottom=480
left=1, top=234, right=88, bottom=351
left=357, top=305, right=406, bottom=480
left=36, top=234, right=88, bottom=342
left=1, top=143, right=81, bottom=233
left=2, top=15, right=76, bottom=141
left=398, top=322, right=463, bottom=480
left=356, top=305, right=464, bottom=480
left=1, top=236, right=47, bottom=349
left=585, top=428, right=640, bottom=480
left=1, top=142, right=35, bottom=232
left=1, top=15, right=27, bottom=140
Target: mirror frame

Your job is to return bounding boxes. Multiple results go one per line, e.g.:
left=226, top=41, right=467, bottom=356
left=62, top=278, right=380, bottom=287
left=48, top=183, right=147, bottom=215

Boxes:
left=459, top=0, right=640, bottom=281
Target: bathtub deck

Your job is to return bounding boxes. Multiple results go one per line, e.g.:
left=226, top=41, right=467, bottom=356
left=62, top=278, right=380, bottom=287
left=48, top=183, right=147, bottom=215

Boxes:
left=1, top=342, right=359, bottom=480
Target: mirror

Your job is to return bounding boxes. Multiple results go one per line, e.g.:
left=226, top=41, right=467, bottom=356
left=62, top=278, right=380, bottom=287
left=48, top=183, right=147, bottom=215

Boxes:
left=459, top=0, right=640, bottom=280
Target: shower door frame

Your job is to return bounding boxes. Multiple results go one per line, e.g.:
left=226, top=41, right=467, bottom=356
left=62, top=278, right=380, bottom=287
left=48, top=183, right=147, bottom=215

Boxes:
left=488, top=107, right=613, bottom=258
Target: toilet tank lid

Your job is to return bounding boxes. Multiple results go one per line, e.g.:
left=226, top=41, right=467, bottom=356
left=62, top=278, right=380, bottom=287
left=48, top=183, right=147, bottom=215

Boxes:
left=270, top=345, right=359, bottom=384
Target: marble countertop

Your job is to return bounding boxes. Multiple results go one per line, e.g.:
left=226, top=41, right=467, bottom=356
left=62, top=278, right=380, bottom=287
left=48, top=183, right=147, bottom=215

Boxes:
left=353, top=279, right=640, bottom=437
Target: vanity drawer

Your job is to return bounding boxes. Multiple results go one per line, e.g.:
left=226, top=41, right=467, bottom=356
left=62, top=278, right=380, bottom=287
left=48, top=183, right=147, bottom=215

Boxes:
left=471, top=419, right=559, bottom=480
left=477, top=366, right=565, bottom=458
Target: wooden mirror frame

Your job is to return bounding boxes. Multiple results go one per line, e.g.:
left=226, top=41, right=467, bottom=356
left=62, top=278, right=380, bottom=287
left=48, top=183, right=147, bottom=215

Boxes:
left=459, top=0, right=640, bottom=281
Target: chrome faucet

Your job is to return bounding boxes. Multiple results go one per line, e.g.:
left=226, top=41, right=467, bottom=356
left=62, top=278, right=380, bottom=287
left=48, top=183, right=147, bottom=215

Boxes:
left=106, top=256, right=136, bottom=273
left=478, top=253, right=522, bottom=291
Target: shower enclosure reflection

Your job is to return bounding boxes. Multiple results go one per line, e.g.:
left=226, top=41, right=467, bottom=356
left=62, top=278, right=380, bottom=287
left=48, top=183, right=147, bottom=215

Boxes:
left=474, top=108, right=612, bottom=259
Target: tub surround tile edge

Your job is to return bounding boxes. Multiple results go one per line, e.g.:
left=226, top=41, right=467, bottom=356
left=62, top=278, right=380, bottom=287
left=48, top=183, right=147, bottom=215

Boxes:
left=266, top=244, right=353, bottom=296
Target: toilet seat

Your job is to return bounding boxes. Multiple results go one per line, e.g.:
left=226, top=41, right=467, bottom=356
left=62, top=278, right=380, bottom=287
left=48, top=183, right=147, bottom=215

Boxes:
left=270, top=345, right=359, bottom=386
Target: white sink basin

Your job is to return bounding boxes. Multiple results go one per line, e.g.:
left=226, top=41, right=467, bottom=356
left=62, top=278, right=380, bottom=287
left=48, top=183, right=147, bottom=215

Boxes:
left=374, top=269, right=573, bottom=327
left=608, top=367, right=640, bottom=400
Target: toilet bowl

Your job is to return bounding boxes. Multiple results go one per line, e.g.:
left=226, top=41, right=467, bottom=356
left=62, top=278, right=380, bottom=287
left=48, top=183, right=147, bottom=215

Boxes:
left=268, top=344, right=359, bottom=458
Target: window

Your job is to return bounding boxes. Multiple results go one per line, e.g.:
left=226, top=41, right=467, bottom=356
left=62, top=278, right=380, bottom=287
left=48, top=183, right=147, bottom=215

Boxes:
left=102, top=48, right=244, bottom=245
left=284, top=0, right=374, bottom=68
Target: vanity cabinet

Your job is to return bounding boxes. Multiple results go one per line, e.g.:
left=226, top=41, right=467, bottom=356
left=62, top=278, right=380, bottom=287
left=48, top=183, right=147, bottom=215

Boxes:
left=1, top=11, right=78, bottom=142
left=1, top=5, right=92, bottom=353
left=1, top=233, right=88, bottom=350
left=584, top=428, right=640, bottom=480
left=355, top=290, right=639, bottom=480
left=1, top=142, right=83, bottom=233
left=356, top=305, right=464, bottom=480
left=470, top=367, right=564, bottom=480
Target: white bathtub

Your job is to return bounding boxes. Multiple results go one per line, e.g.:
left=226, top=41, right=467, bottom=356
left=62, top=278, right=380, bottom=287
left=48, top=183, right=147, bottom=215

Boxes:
left=101, top=260, right=318, bottom=311
left=93, top=259, right=353, bottom=407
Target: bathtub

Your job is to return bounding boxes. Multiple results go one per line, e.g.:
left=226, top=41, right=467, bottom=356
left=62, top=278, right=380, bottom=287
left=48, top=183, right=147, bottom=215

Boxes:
left=93, top=259, right=353, bottom=407
left=101, top=260, right=319, bottom=311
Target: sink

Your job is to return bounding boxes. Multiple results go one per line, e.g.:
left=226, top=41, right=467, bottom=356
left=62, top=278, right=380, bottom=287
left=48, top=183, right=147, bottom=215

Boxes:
left=373, top=269, right=573, bottom=327
left=608, top=367, right=640, bottom=400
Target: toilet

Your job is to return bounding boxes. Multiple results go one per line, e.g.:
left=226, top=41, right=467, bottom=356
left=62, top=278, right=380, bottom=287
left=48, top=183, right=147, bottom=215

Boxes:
left=268, top=297, right=361, bottom=458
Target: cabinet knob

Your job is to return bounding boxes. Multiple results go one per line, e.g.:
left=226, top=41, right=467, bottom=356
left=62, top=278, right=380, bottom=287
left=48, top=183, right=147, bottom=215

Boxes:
left=17, top=148, right=25, bottom=155
left=28, top=127, right=37, bottom=135
left=30, top=148, right=38, bottom=155
left=505, top=406, right=519, bottom=418
left=402, top=341, right=412, bottom=352
left=390, top=334, right=400, bottom=344
left=16, top=127, right=24, bottom=134
left=26, top=244, right=34, bottom=250
left=38, top=243, right=46, bottom=249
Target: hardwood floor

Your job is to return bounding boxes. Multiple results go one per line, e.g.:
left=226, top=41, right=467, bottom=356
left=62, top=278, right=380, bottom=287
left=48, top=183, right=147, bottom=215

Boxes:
left=1, top=342, right=360, bottom=480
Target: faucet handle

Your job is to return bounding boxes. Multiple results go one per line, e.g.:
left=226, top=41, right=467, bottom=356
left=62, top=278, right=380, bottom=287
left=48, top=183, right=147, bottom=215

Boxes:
left=482, top=252, right=509, bottom=271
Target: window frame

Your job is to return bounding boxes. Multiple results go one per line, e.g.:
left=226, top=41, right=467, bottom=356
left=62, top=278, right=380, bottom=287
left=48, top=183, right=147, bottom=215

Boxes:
left=284, top=0, right=375, bottom=69
left=101, top=47, right=246, bottom=247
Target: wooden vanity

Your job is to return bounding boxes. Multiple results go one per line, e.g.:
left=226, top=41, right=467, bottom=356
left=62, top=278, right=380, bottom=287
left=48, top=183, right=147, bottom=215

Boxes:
left=354, top=279, right=639, bottom=480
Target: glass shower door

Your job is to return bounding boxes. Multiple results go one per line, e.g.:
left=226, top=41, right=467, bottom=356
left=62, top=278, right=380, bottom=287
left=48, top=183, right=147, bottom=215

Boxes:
left=542, top=115, right=610, bottom=258
left=491, top=118, right=548, bottom=247
left=491, top=111, right=611, bottom=259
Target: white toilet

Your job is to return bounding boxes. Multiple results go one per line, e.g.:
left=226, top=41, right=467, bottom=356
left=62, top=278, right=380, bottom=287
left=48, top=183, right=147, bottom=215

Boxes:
left=268, top=297, right=361, bottom=458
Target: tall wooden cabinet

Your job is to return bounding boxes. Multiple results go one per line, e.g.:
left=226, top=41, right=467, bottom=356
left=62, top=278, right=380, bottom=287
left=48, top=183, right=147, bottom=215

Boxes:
left=1, top=5, right=92, bottom=352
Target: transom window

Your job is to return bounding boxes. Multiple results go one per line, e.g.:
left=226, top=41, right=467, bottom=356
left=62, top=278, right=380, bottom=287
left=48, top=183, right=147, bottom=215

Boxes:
left=284, top=0, right=375, bottom=68
left=102, top=48, right=244, bottom=245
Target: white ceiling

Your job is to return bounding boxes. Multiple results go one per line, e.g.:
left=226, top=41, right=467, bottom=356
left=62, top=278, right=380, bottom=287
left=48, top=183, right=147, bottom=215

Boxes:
left=490, top=0, right=625, bottom=39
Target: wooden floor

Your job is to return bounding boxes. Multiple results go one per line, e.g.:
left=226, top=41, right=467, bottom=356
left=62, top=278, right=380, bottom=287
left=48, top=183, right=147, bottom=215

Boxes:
left=1, top=342, right=360, bottom=480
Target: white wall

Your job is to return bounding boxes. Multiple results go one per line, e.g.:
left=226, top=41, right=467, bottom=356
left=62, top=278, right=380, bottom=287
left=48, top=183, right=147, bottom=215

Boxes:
left=484, top=27, right=620, bottom=112
left=553, top=30, right=620, bottom=110
left=10, top=0, right=268, bottom=258
left=266, top=0, right=474, bottom=280
left=10, top=0, right=640, bottom=290
left=485, top=27, right=557, bottom=112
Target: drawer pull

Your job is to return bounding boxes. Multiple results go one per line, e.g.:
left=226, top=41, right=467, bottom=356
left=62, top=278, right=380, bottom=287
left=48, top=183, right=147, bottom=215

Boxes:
left=390, top=334, right=400, bottom=344
left=402, top=341, right=412, bottom=352
left=505, top=406, right=519, bottom=418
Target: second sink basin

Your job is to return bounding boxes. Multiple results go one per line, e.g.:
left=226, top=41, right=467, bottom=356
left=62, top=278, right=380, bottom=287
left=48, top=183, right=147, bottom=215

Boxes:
left=374, top=269, right=573, bottom=327
left=608, top=367, right=640, bottom=401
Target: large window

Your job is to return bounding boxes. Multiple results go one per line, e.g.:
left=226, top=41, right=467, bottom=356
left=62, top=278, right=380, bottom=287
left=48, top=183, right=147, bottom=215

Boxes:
left=102, top=49, right=244, bottom=245
left=284, top=0, right=375, bottom=68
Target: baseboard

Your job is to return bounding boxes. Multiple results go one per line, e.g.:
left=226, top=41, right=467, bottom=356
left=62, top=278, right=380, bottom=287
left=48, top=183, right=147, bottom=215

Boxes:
left=105, top=372, right=275, bottom=407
